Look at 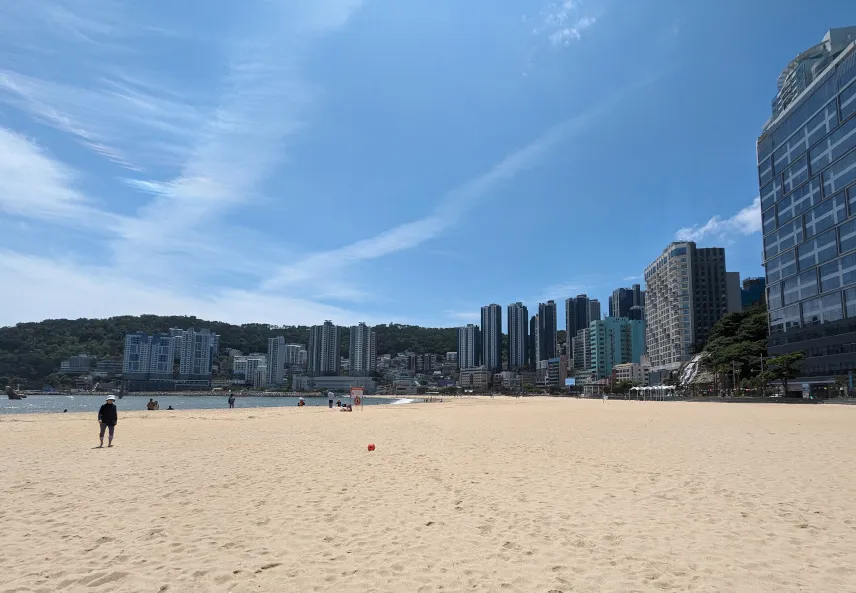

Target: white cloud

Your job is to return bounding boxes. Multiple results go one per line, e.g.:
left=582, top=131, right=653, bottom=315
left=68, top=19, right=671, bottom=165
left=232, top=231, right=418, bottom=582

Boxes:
left=0, top=251, right=386, bottom=327
left=676, top=197, right=761, bottom=243
left=109, top=0, right=364, bottom=282
left=533, top=279, right=596, bottom=304
left=445, top=311, right=480, bottom=323
left=535, top=1, right=597, bottom=46
left=0, top=127, right=126, bottom=230
left=0, top=1, right=371, bottom=325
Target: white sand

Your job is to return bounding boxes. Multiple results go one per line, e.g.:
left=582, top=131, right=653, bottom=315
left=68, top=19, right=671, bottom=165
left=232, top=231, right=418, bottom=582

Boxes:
left=1, top=397, right=855, bottom=592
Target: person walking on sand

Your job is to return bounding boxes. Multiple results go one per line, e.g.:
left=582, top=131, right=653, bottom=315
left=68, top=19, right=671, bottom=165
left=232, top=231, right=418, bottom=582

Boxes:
left=98, top=395, right=118, bottom=448
left=228, top=394, right=236, bottom=409
left=328, top=391, right=334, bottom=409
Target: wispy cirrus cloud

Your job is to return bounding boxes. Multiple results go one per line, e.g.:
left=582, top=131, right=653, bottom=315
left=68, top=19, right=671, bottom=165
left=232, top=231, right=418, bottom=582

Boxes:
left=264, top=100, right=609, bottom=295
left=534, top=1, right=597, bottom=46
left=0, top=250, right=387, bottom=328
left=0, top=1, right=370, bottom=323
left=675, top=197, right=761, bottom=243
left=532, top=278, right=599, bottom=304
left=0, top=128, right=126, bottom=230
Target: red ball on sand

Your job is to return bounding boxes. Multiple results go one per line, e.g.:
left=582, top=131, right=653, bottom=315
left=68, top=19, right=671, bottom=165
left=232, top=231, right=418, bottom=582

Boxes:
left=367, top=443, right=376, bottom=452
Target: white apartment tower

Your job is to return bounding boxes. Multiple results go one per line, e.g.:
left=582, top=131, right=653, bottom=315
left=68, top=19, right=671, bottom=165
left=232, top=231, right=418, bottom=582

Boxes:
left=456, top=324, right=481, bottom=370
left=284, top=344, right=304, bottom=368
left=148, top=334, right=176, bottom=379
left=267, top=336, right=286, bottom=385
left=232, top=354, right=267, bottom=385
left=308, top=321, right=341, bottom=377
left=122, top=332, right=152, bottom=377
left=644, top=242, right=735, bottom=372
left=178, top=329, right=215, bottom=379
left=349, top=322, right=377, bottom=375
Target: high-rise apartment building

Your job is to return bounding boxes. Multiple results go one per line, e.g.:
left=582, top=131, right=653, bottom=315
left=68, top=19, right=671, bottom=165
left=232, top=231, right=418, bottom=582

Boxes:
left=232, top=354, right=267, bottom=385
left=565, top=294, right=591, bottom=340
left=149, top=334, right=177, bottom=379
left=628, top=306, right=645, bottom=321
left=308, top=321, right=341, bottom=377
left=507, top=302, right=529, bottom=370
left=284, top=344, right=304, bottom=368
left=741, top=277, right=767, bottom=310
left=538, top=301, right=558, bottom=364
left=644, top=242, right=736, bottom=371
left=178, top=329, right=215, bottom=379
left=610, top=284, right=646, bottom=318
left=529, top=315, right=538, bottom=370
left=456, top=324, right=481, bottom=369
left=349, top=322, right=377, bottom=375
left=572, top=327, right=592, bottom=377
left=758, top=27, right=856, bottom=385
left=589, top=299, right=602, bottom=322
left=122, top=332, right=152, bottom=378
left=589, top=318, right=646, bottom=379
left=480, top=304, right=502, bottom=372
left=726, top=272, right=743, bottom=314
left=267, top=336, right=286, bottom=385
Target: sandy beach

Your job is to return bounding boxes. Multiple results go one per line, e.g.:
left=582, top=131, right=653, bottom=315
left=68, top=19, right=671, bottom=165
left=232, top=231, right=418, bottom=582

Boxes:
left=1, top=398, right=855, bottom=593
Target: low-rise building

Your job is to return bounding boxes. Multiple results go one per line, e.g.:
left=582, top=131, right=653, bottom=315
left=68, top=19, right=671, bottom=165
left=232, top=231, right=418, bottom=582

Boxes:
left=94, top=359, right=123, bottom=377
left=459, top=367, right=490, bottom=392
left=536, top=357, right=568, bottom=388
left=291, top=375, right=377, bottom=394
left=612, top=362, right=649, bottom=386
left=393, top=379, right=419, bottom=395
left=232, top=354, right=267, bottom=386
left=493, top=371, right=522, bottom=393
left=60, top=354, right=95, bottom=375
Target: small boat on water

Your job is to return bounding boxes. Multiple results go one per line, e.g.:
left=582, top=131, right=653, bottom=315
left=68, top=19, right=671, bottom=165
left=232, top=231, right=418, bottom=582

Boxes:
left=6, top=386, right=25, bottom=400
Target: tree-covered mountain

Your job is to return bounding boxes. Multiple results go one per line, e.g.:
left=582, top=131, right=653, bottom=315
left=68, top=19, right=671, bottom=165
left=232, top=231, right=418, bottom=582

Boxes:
left=0, top=316, right=459, bottom=386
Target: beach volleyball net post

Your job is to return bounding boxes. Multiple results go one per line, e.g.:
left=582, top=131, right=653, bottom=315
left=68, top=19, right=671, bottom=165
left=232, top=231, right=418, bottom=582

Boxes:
left=351, top=387, right=364, bottom=410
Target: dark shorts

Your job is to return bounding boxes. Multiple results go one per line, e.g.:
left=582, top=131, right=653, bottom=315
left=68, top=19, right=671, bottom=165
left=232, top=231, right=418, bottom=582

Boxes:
left=100, top=423, right=115, bottom=438
left=329, top=400, right=333, bottom=408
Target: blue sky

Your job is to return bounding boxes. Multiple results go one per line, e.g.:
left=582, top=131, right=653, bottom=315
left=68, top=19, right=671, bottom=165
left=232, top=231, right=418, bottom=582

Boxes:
left=0, top=0, right=854, bottom=328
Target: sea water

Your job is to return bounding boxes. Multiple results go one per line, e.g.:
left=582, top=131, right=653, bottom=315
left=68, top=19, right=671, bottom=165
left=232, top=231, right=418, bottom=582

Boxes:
left=0, top=394, right=401, bottom=415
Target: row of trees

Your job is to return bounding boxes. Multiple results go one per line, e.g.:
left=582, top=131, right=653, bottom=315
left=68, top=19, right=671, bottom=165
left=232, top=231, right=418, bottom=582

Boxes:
left=0, top=316, right=459, bottom=387
left=701, top=306, right=804, bottom=395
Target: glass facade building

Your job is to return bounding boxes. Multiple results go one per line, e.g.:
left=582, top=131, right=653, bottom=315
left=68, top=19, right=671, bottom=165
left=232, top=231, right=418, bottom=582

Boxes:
left=759, top=28, right=856, bottom=383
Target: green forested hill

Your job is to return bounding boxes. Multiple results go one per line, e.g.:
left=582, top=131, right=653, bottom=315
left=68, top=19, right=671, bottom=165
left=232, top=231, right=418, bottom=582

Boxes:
left=0, top=316, right=458, bottom=386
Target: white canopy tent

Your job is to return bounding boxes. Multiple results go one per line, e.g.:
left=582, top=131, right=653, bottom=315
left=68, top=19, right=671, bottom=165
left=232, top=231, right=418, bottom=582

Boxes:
left=629, top=385, right=678, bottom=401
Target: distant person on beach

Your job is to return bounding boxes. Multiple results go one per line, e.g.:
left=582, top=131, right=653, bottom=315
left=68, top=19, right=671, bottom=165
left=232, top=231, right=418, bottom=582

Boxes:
left=340, top=404, right=353, bottom=412
left=167, top=405, right=175, bottom=410
left=147, top=398, right=156, bottom=410
left=97, top=395, right=118, bottom=448
left=228, top=395, right=236, bottom=409
left=154, top=400, right=160, bottom=410
left=328, top=392, right=334, bottom=409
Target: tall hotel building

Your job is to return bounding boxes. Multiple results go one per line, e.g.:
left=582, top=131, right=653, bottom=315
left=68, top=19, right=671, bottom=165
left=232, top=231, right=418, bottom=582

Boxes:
left=644, top=242, right=739, bottom=372
left=758, top=27, right=856, bottom=386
